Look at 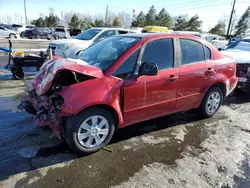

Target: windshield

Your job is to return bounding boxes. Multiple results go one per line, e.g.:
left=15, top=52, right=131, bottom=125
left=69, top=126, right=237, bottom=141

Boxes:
left=78, top=36, right=141, bottom=71
left=75, top=29, right=102, bottom=40
left=226, top=39, right=250, bottom=51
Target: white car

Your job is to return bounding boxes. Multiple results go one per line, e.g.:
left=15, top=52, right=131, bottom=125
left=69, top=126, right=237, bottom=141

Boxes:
left=49, top=28, right=137, bottom=58
left=11, top=24, right=36, bottom=37
left=0, top=26, right=20, bottom=39
left=221, top=37, right=250, bottom=90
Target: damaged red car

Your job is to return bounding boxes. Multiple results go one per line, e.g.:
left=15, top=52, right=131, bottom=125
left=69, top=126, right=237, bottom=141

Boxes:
left=18, top=33, right=238, bottom=154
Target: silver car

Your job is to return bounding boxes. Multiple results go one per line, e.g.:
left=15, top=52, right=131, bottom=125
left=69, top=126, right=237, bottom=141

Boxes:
left=0, top=26, right=19, bottom=39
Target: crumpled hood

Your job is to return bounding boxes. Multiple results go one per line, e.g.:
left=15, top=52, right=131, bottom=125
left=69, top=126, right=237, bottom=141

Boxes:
left=50, top=39, right=87, bottom=45
left=33, top=58, right=103, bottom=95
left=221, top=49, right=250, bottom=64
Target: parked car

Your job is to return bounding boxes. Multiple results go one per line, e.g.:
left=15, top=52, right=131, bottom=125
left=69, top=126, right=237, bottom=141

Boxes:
left=220, top=37, right=250, bottom=91
left=53, top=27, right=70, bottom=40
left=0, top=26, right=19, bottom=39
left=0, top=24, right=13, bottom=30
left=11, top=24, right=37, bottom=37
left=24, top=28, right=53, bottom=39
left=50, top=27, right=137, bottom=58
left=68, top=29, right=82, bottom=36
left=18, top=33, right=237, bottom=155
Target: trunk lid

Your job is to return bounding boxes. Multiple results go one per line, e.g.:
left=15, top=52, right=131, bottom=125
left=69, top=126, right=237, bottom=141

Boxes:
left=33, top=58, right=103, bottom=95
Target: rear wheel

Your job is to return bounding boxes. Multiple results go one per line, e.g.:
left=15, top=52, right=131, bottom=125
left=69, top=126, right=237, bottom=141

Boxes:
left=199, top=87, right=223, bottom=117
left=9, top=34, right=15, bottom=39
left=36, top=34, right=42, bottom=39
left=64, top=107, right=115, bottom=155
left=12, top=68, right=25, bottom=80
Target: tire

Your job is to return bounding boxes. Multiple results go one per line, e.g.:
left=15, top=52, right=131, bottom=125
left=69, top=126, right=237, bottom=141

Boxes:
left=9, top=33, right=15, bottom=39
left=199, top=87, right=223, bottom=118
left=20, top=32, right=24, bottom=38
left=12, top=68, right=25, bottom=80
left=64, top=107, right=115, bottom=155
left=36, top=34, right=42, bottom=39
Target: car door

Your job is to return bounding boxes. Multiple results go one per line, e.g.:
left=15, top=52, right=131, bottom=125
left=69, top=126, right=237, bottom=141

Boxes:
left=113, top=48, right=144, bottom=122
left=139, top=38, right=179, bottom=118
left=176, top=38, right=215, bottom=111
left=119, top=38, right=179, bottom=123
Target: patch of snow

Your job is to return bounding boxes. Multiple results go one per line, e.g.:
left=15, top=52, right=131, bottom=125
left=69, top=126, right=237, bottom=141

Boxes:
left=122, top=145, right=132, bottom=150
left=171, top=127, right=187, bottom=142
left=141, top=135, right=169, bottom=145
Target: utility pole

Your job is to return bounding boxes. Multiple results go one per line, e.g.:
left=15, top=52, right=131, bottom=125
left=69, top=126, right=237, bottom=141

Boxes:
left=24, top=0, right=27, bottom=24
left=105, top=5, right=108, bottom=26
left=61, top=11, right=63, bottom=26
left=226, top=0, right=236, bottom=37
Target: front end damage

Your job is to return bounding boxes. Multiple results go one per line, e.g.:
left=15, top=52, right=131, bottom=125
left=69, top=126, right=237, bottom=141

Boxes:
left=18, top=58, right=104, bottom=138
left=236, top=63, right=250, bottom=91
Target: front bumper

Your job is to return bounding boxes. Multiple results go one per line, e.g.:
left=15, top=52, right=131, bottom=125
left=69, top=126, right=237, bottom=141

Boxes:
left=18, top=90, right=64, bottom=138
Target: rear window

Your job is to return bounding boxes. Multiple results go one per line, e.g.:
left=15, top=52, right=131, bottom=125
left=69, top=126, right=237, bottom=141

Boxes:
left=55, top=28, right=65, bottom=32
left=26, top=26, right=34, bottom=29
left=12, top=24, right=22, bottom=28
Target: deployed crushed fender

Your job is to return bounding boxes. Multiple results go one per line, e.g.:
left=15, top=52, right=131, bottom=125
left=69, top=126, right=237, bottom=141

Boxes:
left=18, top=58, right=123, bottom=138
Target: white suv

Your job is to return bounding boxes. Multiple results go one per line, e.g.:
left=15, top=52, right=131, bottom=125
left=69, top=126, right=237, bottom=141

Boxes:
left=11, top=24, right=36, bottom=37
left=49, top=27, right=138, bottom=58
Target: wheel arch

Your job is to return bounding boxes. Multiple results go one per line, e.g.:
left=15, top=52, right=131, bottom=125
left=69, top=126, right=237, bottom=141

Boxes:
left=209, top=82, right=226, bottom=97
left=77, top=104, right=121, bottom=129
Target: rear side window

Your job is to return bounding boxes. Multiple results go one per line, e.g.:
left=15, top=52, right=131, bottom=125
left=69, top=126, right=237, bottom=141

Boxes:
left=205, top=46, right=211, bottom=60
left=180, top=39, right=205, bottom=65
left=55, top=28, right=65, bottom=32
left=118, top=30, right=129, bottom=34
left=142, top=39, right=174, bottom=70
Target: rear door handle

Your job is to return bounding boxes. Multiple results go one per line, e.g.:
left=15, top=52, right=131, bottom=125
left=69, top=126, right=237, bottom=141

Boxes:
left=168, top=75, right=178, bottom=81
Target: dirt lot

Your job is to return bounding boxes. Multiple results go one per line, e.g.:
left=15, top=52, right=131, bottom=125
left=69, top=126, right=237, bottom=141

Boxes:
left=0, top=56, right=250, bottom=188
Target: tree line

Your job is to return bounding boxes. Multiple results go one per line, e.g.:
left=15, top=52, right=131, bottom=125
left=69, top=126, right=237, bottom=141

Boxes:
left=31, top=13, right=121, bottom=29
left=31, top=5, right=250, bottom=36
left=132, top=5, right=202, bottom=32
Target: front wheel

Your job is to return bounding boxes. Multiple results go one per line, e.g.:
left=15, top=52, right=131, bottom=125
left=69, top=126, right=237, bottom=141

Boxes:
left=64, top=107, right=115, bottom=155
left=199, top=87, right=223, bottom=118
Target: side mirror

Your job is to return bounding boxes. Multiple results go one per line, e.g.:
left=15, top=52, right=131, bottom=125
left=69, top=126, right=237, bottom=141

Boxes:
left=218, top=48, right=222, bottom=51
left=139, top=62, right=158, bottom=76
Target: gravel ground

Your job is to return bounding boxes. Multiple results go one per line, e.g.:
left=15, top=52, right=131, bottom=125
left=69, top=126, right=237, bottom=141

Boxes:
left=0, top=57, right=250, bottom=188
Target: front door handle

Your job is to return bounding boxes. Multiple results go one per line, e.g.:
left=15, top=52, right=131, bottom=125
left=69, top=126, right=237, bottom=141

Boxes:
left=168, top=75, right=178, bottom=81
left=205, top=68, right=215, bottom=74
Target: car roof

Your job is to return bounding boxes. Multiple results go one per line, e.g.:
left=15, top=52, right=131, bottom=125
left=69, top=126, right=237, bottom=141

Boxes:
left=91, top=27, right=135, bottom=31
left=120, top=33, right=202, bottom=40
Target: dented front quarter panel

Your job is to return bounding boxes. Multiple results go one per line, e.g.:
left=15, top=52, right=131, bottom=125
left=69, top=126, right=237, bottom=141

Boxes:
left=58, top=76, right=125, bottom=126
left=32, top=58, right=104, bottom=95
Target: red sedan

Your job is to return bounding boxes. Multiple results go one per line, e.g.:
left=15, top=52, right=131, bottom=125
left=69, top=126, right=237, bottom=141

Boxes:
left=18, top=33, right=238, bottom=154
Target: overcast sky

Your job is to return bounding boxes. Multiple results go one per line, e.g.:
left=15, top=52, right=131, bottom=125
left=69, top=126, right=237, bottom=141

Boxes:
left=0, top=0, right=249, bottom=31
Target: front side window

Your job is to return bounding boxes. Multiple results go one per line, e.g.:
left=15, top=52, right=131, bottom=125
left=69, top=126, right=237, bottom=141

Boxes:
left=96, top=30, right=117, bottom=42
left=180, top=39, right=205, bottom=65
left=142, top=39, right=174, bottom=70
left=113, top=49, right=140, bottom=79
left=78, top=36, right=141, bottom=71
left=75, top=28, right=102, bottom=40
